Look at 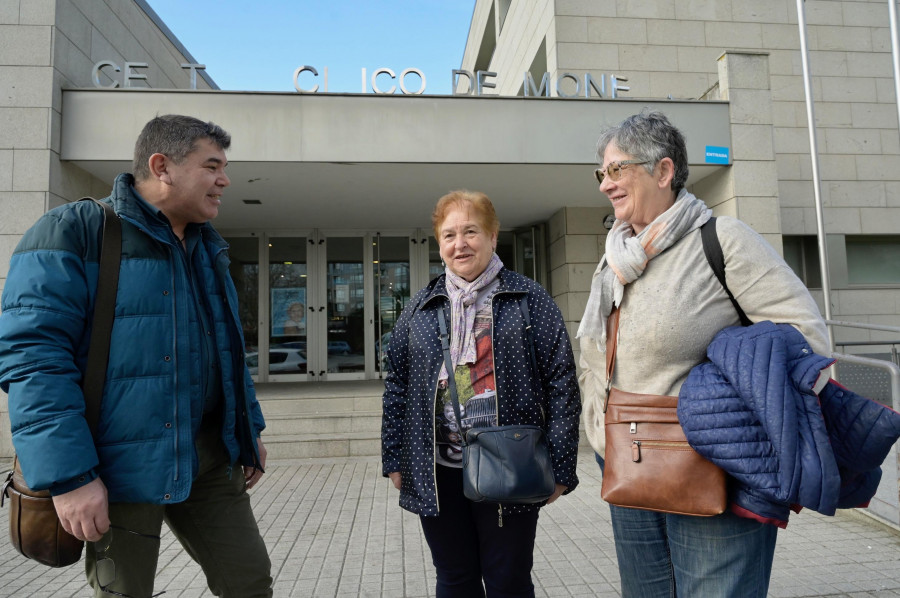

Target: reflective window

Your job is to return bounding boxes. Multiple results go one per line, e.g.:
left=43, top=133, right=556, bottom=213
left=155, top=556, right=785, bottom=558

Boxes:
left=783, top=235, right=822, bottom=288
left=269, top=237, right=307, bottom=376
left=224, top=237, right=259, bottom=354
left=846, top=236, right=900, bottom=285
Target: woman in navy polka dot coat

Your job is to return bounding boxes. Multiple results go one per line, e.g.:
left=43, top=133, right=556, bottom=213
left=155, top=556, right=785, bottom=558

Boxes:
left=381, top=190, right=581, bottom=597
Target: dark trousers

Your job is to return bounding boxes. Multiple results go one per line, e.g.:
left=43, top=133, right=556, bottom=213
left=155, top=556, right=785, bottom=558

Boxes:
left=85, top=419, right=272, bottom=597
left=419, top=464, right=539, bottom=598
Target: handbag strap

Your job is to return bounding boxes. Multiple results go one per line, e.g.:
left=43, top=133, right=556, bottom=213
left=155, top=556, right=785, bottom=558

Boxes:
left=603, top=307, right=620, bottom=413
left=436, top=295, right=543, bottom=444
left=518, top=295, right=542, bottom=408
left=79, top=198, right=122, bottom=439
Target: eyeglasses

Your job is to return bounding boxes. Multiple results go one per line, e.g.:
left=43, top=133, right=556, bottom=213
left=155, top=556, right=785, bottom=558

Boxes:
left=594, top=160, right=648, bottom=184
left=94, top=525, right=166, bottom=598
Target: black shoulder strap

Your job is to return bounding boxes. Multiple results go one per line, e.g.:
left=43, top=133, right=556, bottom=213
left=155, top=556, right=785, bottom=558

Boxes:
left=518, top=295, right=540, bottom=382
left=518, top=295, right=545, bottom=422
left=700, top=217, right=752, bottom=327
left=79, top=198, right=122, bottom=438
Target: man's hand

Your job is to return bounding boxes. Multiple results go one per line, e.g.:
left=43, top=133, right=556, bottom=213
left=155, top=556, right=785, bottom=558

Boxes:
left=52, top=477, right=109, bottom=542
left=388, top=472, right=401, bottom=490
left=243, top=437, right=267, bottom=490
left=545, top=483, right=567, bottom=505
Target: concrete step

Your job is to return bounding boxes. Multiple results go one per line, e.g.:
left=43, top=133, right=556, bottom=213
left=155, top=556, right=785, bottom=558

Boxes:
left=263, top=432, right=381, bottom=459
left=258, top=395, right=383, bottom=415
left=252, top=381, right=589, bottom=459
left=262, top=411, right=382, bottom=436
left=265, top=432, right=589, bottom=459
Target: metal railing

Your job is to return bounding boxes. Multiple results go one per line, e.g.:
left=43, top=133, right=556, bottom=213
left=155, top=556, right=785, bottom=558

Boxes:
left=826, top=320, right=900, bottom=527
left=833, top=341, right=900, bottom=368
left=826, top=320, right=900, bottom=413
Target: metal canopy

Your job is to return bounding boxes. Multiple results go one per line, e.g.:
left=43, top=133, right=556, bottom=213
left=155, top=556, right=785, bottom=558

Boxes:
left=61, top=90, right=731, bottom=231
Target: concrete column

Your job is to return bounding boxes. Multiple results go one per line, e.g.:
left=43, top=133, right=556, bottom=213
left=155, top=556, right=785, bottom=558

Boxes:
left=548, top=206, right=608, bottom=368
left=694, top=50, right=784, bottom=253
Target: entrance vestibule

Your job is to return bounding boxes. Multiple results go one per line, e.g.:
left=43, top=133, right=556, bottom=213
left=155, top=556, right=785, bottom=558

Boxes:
left=224, top=225, right=544, bottom=383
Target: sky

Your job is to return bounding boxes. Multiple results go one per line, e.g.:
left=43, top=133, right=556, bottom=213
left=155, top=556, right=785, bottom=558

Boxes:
left=144, top=1, right=477, bottom=95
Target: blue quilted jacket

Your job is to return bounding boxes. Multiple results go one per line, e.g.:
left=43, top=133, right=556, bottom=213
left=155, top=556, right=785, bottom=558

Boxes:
left=0, top=174, right=265, bottom=503
left=381, top=269, right=581, bottom=516
left=678, top=321, right=900, bottom=527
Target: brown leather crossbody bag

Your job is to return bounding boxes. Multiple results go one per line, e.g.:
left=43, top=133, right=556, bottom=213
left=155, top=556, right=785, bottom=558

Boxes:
left=599, top=307, right=727, bottom=516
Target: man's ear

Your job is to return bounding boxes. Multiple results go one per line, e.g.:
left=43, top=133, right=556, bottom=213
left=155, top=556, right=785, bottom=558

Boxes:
left=147, top=153, right=171, bottom=184
left=657, top=157, right=675, bottom=190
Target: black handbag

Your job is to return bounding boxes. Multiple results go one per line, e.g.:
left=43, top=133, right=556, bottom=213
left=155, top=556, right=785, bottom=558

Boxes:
left=2, top=198, right=121, bottom=567
left=437, top=297, right=555, bottom=505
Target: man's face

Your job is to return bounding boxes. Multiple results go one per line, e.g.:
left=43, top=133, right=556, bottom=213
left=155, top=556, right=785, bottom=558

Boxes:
left=163, top=138, right=230, bottom=226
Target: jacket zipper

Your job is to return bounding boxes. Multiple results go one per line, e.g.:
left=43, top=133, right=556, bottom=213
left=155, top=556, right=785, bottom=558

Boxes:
left=487, top=289, right=530, bottom=528
left=214, top=241, right=261, bottom=471
left=170, top=252, right=180, bottom=482
left=432, top=292, right=450, bottom=515
left=432, top=381, right=441, bottom=514
left=488, top=292, right=506, bottom=526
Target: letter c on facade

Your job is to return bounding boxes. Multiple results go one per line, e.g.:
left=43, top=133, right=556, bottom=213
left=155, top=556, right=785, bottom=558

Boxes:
left=92, top=60, right=121, bottom=88
left=372, top=68, right=397, bottom=94
left=293, top=65, right=319, bottom=93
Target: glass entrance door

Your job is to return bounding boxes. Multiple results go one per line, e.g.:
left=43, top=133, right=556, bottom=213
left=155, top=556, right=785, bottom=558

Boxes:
left=374, top=235, right=412, bottom=376
left=268, top=236, right=308, bottom=380
left=228, top=231, right=422, bottom=382
left=325, top=236, right=366, bottom=378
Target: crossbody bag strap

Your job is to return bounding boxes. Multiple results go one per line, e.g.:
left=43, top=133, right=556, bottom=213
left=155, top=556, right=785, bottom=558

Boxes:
left=437, top=304, right=467, bottom=446
left=700, top=217, right=752, bottom=327
left=79, top=198, right=122, bottom=439
left=518, top=295, right=546, bottom=425
left=603, top=306, right=620, bottom=413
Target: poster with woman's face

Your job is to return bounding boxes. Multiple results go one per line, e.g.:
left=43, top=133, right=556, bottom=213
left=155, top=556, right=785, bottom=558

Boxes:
left=272, top=287, right=306, bottom=337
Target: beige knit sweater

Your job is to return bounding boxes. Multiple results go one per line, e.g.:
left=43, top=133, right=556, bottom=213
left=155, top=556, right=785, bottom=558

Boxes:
left=579, top=216, right=830, bottom=457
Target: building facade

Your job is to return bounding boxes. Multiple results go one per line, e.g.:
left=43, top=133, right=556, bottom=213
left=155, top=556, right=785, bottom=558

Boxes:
left=2, top=1, right=899, bottom=462
left=460, top=0, right=900, bottom=351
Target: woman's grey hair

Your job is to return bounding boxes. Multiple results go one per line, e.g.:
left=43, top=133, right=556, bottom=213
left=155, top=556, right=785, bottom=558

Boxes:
left=133, top=114, right=231, bottom=181
left=595, top=110, right=689, bottom=194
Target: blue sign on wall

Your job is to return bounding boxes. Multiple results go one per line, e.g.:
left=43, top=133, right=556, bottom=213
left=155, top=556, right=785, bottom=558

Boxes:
left=705, top=146, right=730, bottom=164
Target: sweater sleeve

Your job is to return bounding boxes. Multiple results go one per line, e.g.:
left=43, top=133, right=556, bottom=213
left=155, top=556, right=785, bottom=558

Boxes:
left=716, top=217, right=830, bottom=356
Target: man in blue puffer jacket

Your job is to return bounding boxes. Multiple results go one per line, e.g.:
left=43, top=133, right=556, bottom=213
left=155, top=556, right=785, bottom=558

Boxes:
left=0, top=115, right=272, bottom=597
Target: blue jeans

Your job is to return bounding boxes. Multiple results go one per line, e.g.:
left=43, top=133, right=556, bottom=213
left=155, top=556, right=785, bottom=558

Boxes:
left=597, top=454, right=776, bottom=598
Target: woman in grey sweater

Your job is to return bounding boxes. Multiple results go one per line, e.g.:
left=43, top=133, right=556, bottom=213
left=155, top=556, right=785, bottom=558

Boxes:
left=578, top=110, right=829, bottom=597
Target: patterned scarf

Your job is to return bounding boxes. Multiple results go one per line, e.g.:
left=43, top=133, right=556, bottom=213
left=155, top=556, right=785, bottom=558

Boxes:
left=439, top=253, right=504, bottom=381
left=577, top=189, right=712, bottom=348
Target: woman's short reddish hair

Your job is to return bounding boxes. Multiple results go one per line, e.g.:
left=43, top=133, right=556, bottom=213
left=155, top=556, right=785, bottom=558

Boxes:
left=431, top=190, right=500, bottom=239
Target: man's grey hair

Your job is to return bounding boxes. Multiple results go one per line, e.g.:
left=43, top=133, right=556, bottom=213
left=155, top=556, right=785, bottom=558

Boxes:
left=595, top=109, right=689, bottom=194
left=133, top=114, right=231, bottom=181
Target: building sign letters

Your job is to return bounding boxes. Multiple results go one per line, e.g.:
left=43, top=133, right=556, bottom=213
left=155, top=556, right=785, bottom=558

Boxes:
left=92, top=61, right=207, bottom=89
left=91, top=61, right=630, bottom=98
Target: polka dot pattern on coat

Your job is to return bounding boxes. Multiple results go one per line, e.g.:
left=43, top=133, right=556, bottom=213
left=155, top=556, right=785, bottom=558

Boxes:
left=381, top=269, right=581, bottom=517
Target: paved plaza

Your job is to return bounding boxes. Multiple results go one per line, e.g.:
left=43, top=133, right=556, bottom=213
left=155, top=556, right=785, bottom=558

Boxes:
left=1, top=449, right=899, bottom=597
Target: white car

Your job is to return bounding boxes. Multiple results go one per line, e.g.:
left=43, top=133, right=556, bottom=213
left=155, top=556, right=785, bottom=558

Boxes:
left=246, top=348, right=307, bottom=375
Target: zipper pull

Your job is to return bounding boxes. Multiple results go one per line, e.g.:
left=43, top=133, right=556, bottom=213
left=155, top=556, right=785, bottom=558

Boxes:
left=497, top=504, right=503, bottom=528
left=632, top=440, right=641, bottom=463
